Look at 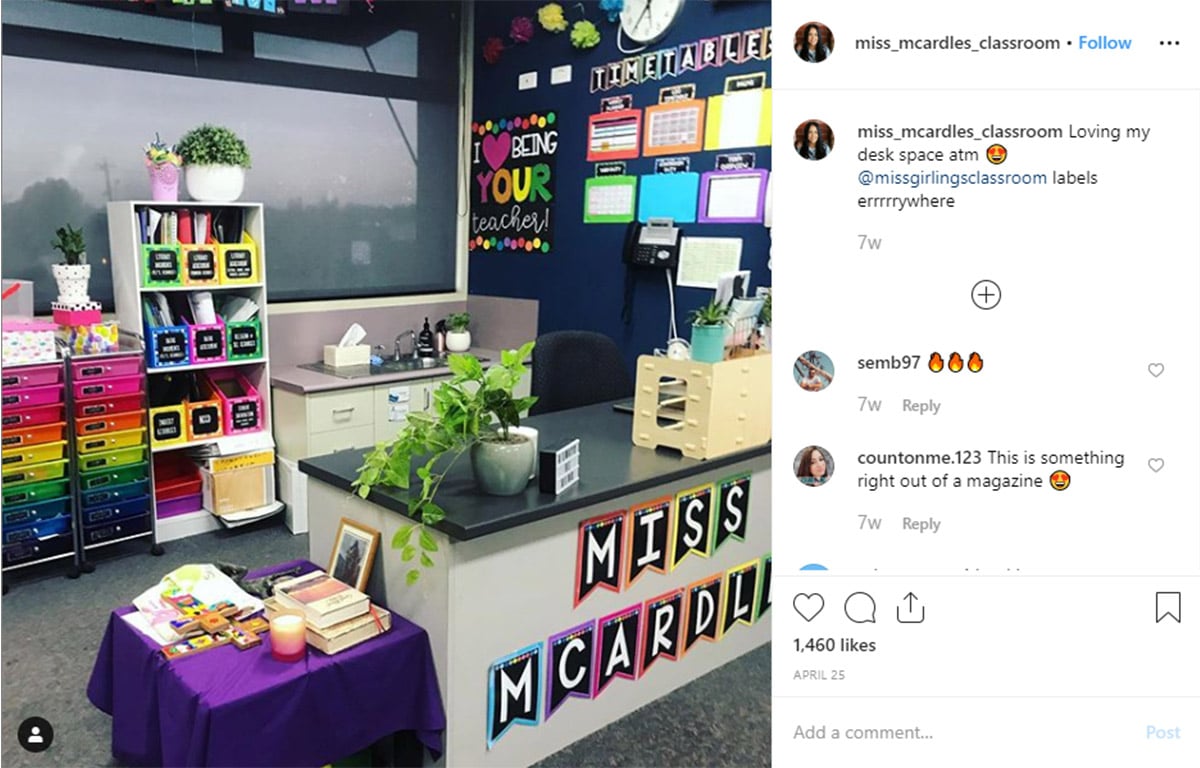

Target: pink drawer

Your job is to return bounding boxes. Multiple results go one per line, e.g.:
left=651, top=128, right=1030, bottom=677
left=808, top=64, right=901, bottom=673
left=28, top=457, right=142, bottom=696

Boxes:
left=1, top=363, right=62, bottom=389
left=70, top=356, right=143, bottom=381
left=74, top=375, right=143, bottom=401
left=2, top=384, right=64, bottom=409
left=74, top=393, right=144, bottom=419
left=1, top=404, right=64, bottom=429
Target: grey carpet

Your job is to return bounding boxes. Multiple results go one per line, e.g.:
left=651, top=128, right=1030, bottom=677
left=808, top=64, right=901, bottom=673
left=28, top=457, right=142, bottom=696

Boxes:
left=1, top=520, right=769, bottom=767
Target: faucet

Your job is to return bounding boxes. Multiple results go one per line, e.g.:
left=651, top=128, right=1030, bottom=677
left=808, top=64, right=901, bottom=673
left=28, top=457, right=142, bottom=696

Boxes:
left=394, top=330, right=416, bottom=362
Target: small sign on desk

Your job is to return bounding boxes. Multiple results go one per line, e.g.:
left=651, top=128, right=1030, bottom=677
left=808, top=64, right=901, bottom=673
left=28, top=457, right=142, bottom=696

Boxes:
left=539, top=438, right=580, bottom=495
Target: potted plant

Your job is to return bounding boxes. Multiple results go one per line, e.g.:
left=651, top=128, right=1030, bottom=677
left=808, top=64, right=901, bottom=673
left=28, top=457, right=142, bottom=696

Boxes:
left=176, top=124, right=251, bottom=202
left=144, top=133, right=183, bottom=202
left=445, top=312, right=471, bottom=352
left=688, top=298, right=731, bottom=363
left=757, top=290, right=772, bottom=351
left=353, top=342, right=538, bottom=584
left=50, top=224, right=90, bottom=303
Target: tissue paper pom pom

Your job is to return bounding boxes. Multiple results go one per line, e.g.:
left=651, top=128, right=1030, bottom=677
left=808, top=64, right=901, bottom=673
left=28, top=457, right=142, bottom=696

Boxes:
left=509, top=16, right=535, bottom=43
left=483, top=36, right=505, bottom=64
left=570, top=20, right=601, bottom=49
left=599, top=0, right=624, bottom=23
left=537, top=3, right=568, bottom=33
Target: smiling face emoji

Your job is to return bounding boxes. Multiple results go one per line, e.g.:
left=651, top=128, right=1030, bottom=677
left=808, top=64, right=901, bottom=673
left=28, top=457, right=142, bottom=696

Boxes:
left=1050, top=470, right=1071, bottom=491
left=986, top=144, right=1008, bottom=164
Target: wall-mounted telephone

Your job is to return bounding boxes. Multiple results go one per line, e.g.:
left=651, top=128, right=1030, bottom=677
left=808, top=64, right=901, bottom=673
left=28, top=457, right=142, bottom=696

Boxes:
left=623, top=218, right=682, bottom=269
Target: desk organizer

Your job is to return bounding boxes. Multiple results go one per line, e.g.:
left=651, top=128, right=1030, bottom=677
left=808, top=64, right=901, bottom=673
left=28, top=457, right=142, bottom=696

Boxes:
left=142, top=244, right=183, bottom=287
left=631, top=353, right=771, bottom=460
left=216, top=241, right=259, bottom=284
left=184, top=316, right=226, bottom=364
left=225, top=318, right=262, bottom=361
left=200, top=370, right=262, bottom=435
left=181, top=245, right=221, bottom=286
left=146, top=323, right=190, bottom=369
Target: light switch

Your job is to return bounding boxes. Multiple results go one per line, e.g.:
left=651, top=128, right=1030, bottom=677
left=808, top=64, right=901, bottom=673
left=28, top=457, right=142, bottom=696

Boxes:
left=551, top=64, right=572, bottom=85
left=518, top=71, right=538, bottom=90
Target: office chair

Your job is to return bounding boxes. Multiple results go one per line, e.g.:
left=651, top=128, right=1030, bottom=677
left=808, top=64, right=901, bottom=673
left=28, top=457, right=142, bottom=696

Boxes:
left=529, top=331, right=634, bottom=415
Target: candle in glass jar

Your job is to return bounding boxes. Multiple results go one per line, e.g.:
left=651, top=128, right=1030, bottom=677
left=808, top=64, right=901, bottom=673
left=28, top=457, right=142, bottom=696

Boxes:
left=270, top=613, right=307, bottom=662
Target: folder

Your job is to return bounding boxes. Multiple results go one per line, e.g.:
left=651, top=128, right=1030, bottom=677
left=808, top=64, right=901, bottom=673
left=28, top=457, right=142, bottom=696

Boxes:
left=178, top=209, right=194, bottom=244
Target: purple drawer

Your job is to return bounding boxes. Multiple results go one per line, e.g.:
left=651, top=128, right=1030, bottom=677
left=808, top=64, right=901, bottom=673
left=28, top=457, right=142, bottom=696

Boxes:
left=156, top=493, right=202, bottom=519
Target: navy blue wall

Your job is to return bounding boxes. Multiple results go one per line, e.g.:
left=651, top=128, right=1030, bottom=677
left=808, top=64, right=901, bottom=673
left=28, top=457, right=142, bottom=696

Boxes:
left=468, top=0, right=772, bottom=374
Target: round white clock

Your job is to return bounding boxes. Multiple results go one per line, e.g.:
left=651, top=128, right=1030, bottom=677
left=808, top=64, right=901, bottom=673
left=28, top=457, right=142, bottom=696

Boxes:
left=619, top=0, right=684, bottom=47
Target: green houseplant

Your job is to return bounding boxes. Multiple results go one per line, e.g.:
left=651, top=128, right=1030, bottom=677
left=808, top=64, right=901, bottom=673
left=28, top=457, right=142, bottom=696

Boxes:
left=688, top=298, right=731, bottom=363
left=176, top=124, right=252, bottom=202
left=50, top=224, right=91, bottom=303
left=353, top=342, right=537, bottom=584
left=757, top=290, right=772, bottom=351
left=445, top=312, right=471, bottom=352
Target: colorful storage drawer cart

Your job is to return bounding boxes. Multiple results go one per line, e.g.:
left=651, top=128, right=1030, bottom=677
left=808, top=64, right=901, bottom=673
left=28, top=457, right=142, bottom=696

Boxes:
left=2, top=360, right=78, bottom=579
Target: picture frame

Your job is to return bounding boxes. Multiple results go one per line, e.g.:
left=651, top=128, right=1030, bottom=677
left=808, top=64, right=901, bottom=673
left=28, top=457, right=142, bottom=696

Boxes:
left=328, top=517, right=380, bottom=592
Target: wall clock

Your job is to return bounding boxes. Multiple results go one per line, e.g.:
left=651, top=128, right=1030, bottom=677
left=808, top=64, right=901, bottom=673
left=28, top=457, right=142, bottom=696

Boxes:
left=619, top=0, right=684, bottom=47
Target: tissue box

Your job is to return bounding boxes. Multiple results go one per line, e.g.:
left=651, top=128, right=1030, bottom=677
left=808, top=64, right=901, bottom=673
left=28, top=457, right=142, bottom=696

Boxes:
left=2, top=320, right=58, bottom=365
left=56, top=322, right=119, bottom=355
left=324, top=344, right=370, bottom=368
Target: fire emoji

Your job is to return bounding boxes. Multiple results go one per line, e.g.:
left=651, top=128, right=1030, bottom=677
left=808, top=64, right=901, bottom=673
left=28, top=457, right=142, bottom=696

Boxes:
left=948, top=352, right=964, bottom=373
left=928, top=352, right=944, bottom=373
left=968, top=352, right=983, bottom=373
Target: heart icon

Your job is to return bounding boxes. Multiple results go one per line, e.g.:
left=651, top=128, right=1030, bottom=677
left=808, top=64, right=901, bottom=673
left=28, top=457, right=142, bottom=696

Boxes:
left=792, top=593, right=825, bottom=622
left=1148, top=363, right=1164, bottom=377
left=1148, top=458, right=1164, bottom=473
left=482, top=131, right=512, bottom=171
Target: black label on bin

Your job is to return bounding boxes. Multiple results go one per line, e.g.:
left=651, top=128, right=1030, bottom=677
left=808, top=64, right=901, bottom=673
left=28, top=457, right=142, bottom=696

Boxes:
left=82, top=404, right=105, bottom=416
left=229, top=325, right=259, bottom=356
left=81, top=384, right=105, bottom=396
left=2, top=394, right=19, bottom=406
left=84, top=491, right=114, bottom=507
left=84, top=439, right=107, bottom=451
left=193, top=328, right=224, bottom=359
left=186, top=250, right=217, bottom=281
left=147, top=250, right=180, bottom=282
left=154, top=331, right=188, bottom=364
left=191, top=405, right=220, bottom=436
left=231, top=401, right=258, bottom=430
left=80, top=366, right=104, bottom=377
left=223, top=250, right=253, bottom=279
left=3, top=455, right=21, bottom=465
left=153, top=411, right=183, bottom=441
left=85, top=421, right=106, bottom=432
left=2, top=414, right=20, bottom=425
left=2, top=435, right=19, bottom=446
left=2, top=375, right=18, bottom=386
left=2, top=471, right=28, bottom=483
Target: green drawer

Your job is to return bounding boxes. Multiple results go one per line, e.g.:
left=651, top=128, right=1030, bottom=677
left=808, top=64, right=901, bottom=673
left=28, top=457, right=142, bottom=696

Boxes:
left=80, top=461, right=149, bottom=491
left=3, top=478, right=70, bottom=507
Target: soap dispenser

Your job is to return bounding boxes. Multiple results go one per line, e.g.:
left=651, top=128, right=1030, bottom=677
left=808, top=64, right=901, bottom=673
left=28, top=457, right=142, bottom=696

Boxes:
left=434, top=319, right=447, bottom=354
left=417, top=317, right=436, bottom=357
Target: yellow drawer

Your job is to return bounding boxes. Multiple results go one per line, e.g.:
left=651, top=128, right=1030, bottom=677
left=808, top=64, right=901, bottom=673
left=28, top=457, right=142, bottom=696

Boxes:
left=76, top=428, right=147, bottom=455
left=2, top=440, right=66, bottom=467
left=306, top=389, right=374, bottom=434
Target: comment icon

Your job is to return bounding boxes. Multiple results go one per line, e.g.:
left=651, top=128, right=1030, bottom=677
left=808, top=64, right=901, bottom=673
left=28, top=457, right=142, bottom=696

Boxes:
left=844, top=592, right=877, bottom=623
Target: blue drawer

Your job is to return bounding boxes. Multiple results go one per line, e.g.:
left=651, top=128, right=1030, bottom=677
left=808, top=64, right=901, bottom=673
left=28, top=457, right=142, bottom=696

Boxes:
left=2, top=496, right=71, bottom=527
left=81, top=480, right=150, bottom=509
left=81, top=495, right=151, bottom=526
left=84, top=512, right=151, bottom=545
left=3, top=513, right=71, bottom=545
left=3, top=532, right=73, bottom=567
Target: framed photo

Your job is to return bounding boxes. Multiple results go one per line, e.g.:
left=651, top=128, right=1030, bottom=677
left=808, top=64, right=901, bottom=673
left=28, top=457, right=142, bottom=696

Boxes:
left=328, top=518, right=380, bottom=592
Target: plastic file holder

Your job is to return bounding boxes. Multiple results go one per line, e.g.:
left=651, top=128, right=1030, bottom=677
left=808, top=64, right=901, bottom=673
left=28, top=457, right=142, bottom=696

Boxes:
left=181, top=245, right=221, bottom=286
left=142, top=245, right=183, bottom=287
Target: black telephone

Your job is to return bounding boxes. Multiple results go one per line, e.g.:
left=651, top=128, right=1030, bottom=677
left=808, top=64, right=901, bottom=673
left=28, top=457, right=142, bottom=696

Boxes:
left=623, top=218, right=682, bottom=269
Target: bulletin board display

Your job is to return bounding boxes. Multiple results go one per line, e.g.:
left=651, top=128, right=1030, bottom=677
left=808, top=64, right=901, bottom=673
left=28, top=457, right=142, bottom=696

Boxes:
left=584, top=176, right=638, bottom=224
left=642, top=100, right=707, bottom=156
left=697, top=169, right=770, bottom=224
left=586, top=110, right=643, bottom=162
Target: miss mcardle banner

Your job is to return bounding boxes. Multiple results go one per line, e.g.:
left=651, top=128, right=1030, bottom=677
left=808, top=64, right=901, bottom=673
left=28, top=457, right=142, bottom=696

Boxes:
left=469, top=110, right=558, bottom=254
left=589, top=27, right=772, bottom=93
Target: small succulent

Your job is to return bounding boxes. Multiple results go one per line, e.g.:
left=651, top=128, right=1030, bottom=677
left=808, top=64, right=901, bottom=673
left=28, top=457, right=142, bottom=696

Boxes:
left=51, top=224, right=87, bottom=266
left=144, top=133, right=182, bottom=167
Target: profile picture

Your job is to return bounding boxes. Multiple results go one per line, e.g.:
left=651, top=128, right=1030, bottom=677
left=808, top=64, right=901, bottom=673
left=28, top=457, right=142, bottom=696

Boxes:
left=794, top=22, right=834, bottom=63
left=794, top=350, right=834, bottom=392
left=794, top=445, right=834, bottom=487
left=794, top=120, right=834, bottom=161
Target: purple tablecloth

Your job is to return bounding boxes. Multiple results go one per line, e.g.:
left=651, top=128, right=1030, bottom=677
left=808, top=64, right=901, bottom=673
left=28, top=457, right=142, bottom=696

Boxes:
left=86, top=559, right=445, bottom=767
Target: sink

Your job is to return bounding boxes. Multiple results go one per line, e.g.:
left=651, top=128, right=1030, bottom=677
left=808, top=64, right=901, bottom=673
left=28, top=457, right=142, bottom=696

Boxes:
left=299, top=354, right=487, bottom=380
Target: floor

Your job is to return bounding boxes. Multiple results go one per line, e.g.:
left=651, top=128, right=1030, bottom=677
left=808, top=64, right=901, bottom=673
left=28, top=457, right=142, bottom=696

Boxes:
left=0, top=519, right=769, bottom=767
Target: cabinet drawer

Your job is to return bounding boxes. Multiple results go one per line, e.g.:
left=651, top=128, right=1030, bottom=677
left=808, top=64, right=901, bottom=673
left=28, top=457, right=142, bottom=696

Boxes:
left=80, top=461, right=149, bottom=491
left=3, top=512, right=71, bottom=544
left=2, top=403, right=64, bottom=429
left=307, top=389, right=374, bottom=433
left=3, top=532, right=73, bottom=567
left=2, top=496, right=70, bottom=526
left=81, top=495, right=151, bottom=526
left=2, top=440, right=66, bottom=467
left=2, top=384, right=63, bottom=409
left=70, top=356, right=143, bottom=380
left=84, top=512, right=151, bottom=545
left=308, top=425, right=375, bottom=457
left=2, top=421, right=67, bottom=448
left=1, top=363, right=62, bottom=389
left=76, top=410, right=145, bottom=437
left=75, top=394, right=143, bottom=419
left=3, top=478, right=70, bottom=507
left=81, top=480, right=150, bottom=509
left=74, top=375, right=143, bottom=401
left=2, top=459, right=68, bottom=487
left=77, top=428, right=147, bottom=455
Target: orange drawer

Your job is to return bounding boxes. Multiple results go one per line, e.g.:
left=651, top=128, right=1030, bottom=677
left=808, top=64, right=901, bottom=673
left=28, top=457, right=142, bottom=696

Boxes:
left=75, top=410, right=146, bottom=437
left=1, top=421, right=67, bottom=449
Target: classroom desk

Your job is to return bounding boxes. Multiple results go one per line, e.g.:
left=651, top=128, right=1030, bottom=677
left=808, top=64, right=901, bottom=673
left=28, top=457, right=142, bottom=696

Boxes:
left=300, top=402, right=771, bottom=766
left=86, top=559, right=445, bottom=767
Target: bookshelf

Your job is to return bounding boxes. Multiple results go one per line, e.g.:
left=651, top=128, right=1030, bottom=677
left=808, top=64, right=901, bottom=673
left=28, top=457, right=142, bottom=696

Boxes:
left=108, top=201, right=282, bottom=542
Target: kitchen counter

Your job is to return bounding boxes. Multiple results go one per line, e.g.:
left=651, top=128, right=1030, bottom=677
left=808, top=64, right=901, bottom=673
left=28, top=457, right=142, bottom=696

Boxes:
left=270, top=347, right=507, bottom=394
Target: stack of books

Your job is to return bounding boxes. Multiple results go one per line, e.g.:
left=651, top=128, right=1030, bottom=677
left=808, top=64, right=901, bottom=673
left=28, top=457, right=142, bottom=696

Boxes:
left=269, top=570, right=390, bottom=655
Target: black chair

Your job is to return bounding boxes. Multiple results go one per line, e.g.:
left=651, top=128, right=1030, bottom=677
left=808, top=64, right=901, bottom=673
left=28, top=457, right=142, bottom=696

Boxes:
left=529, top=331, right=634, bottom=415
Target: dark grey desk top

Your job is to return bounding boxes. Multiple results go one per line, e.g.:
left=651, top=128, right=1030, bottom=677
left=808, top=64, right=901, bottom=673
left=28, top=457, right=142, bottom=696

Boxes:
left=298, top=401, right=770, bottom=542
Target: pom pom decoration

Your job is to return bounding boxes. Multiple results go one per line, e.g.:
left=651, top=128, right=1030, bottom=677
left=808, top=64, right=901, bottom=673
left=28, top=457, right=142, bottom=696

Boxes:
left=509, top=15, right=535, bottom=44
left=537, top=3, right=568, bottom=33
left=570, top=19, right=601, bottom=49
left=599, top=0, right=624, bottom=23
left=482, top=36, right=505, bottom=65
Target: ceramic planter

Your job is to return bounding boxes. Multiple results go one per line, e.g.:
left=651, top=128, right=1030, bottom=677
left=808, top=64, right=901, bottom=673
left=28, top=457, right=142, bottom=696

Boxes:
left=185, top=164, right=246, bottom=202
left=147, top=162, right=181, bottom=202
left=51, top=263, right=91, bottom=303
left=470, top=433, right=535, bottom=495
left=445, top=330, right=471, bottom=352
left=690, top=323, right=726, bottom=363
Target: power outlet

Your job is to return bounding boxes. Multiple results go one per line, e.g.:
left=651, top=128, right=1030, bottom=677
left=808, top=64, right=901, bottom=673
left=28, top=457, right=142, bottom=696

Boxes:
left=551, top=64, right=572, bottom=85
left=518, top=71, right=538, bottom=90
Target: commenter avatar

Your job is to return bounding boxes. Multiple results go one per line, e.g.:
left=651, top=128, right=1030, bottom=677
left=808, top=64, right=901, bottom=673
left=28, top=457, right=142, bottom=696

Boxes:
left=794, top=22, right=835, bottom=63
left=795, top=445, right=834, bottom=486
left=795, top=120, right=834, bottom=160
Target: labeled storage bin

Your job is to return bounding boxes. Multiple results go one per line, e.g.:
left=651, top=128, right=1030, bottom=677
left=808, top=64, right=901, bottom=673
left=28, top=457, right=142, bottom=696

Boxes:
left=149, top=404, right=187, bottom=448
left=217, top=241, right=259, bottom=284
left=81, top=479, right=150, bottom=509
left=76, top=427, right=147, bottom=455
left=2, top=383, right=64, bottom=409
left=74, top=374, right=144, bottom=401
left=2, top=494, right=71, bottom=525
left=76, top=410, right=145, bottom=437
left=3, top=403, right=64, bottom=429
left=79, top=461, right=148, bottom=491
left=225, top=318, right=263, bottom=361
left=1, top=363, right=62, bottom=389
left=2, top=459, right=68, bottom=487
left=2, top=422, right=66, bottom=448
left=3, top=532, right=73, bottom=567
left=78, top=445, right=146, bottom=473
left=3, top=513, right=71, bottom=545
left=84, top=513, right=151, bottom=545
left=76, top=394, right=142, bottom=419
left=70, top=356, right=143, bottom=381
left=2, top=440, right=67, bottom=467
left=201, top=370, right=262, bottom=435
left=186, top=398, right=223, bottom=441
left=182, top=244, right=221, bottom=286
left=141, top=244, right=183, bottom=287
left=81, top=495, right=151, bottom=526
left=184, top=316, right=226, bottom=364
left=146, top=324, right=190, bottom=369
left=3, top=478, right=70, bottom=507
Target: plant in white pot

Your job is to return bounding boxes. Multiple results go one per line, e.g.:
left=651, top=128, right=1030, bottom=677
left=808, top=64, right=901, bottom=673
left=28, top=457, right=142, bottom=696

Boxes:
left=353, top=342, right=538, bottom=585
left=176, top=124, right=251, bottom=202
left=445, top=312, right=471, bottom=352
left=50, top=224, right=90, bottom=303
